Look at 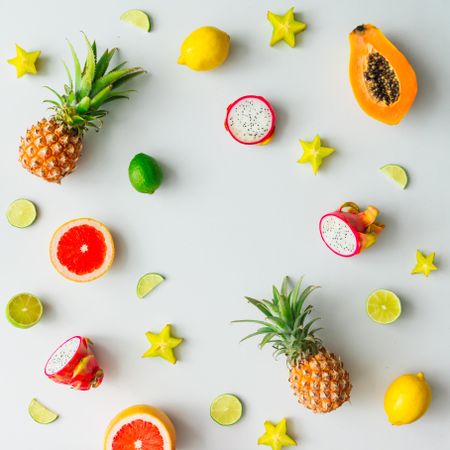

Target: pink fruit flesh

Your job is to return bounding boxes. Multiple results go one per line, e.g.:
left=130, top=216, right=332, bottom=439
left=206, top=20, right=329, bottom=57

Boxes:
left=319, top=214, right=360, bottom=257
left=225, top=95, right=275, bottom=145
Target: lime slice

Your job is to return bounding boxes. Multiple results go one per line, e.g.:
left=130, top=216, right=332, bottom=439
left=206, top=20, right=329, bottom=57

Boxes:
left=6, top=199, right=37, bottom=228
left=120, top=10, right=151, bottom=32
left=366, top=289, right=401, bottom=324
left=28, top=398, right=58, bottom=424
left=6, top=293, right=43, bottom=328
left=210, top=394, right=243, bottom=426
left=137, top=273, right=165, bottom=299
left=380, top=164, right=409, bottom=189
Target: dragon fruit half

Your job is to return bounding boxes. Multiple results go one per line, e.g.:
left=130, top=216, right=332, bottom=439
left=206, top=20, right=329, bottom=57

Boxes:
left=319, top=202, right=385, bottom=257
left=225, top=95, right=276, bottom=145
left=44, top=336, right=104, bottom=391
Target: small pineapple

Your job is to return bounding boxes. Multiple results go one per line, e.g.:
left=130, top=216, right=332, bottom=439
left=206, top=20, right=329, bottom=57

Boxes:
left=19, top=35, right=145, bottom=183
left=235, top=277, right=352, bottom=413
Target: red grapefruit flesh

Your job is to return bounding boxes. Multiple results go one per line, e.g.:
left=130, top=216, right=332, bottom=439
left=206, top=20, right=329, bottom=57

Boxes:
left=50, top=218, right=114, bottom=282
left=112, top=419, right=164, bottom=449
left=104, top=405, right=176, bottom=450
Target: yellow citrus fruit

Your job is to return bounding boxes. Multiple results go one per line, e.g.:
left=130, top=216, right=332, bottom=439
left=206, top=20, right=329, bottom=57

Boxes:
left=384, top=372, right=432, bottom=425
left=178, top=26, right=230, bottom=71
left=104, top=404, right=176, bottom=450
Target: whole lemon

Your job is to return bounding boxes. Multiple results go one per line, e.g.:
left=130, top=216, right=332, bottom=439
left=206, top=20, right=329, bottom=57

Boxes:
left=178, top=26, right=230, bottom=71
left=384, top=372, right=432, bottom=425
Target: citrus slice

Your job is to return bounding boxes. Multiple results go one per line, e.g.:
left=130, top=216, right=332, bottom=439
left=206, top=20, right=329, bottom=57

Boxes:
left=28, top=398, right=59, bottom=424
left=366, top=289, right=402, bottom=324
left=6, top=293, right=43, bottom=328
left=137, top=273, right=165, bottom=298
left=104, top=404, right=176, bottom=450
left=210, top=394, right=243, bottom=426
left=6, top=198, right=37, bottom=228
left=120, top=10, right=151, bottom=32
left=49, top=218, right=114, bottom=282
left=380, top=164, right=409, bottom=189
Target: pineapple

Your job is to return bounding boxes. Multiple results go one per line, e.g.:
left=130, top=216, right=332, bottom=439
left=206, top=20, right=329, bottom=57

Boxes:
left=19, top=35, right=145, bottom=183
left=235, top=277, right=352, bottom=413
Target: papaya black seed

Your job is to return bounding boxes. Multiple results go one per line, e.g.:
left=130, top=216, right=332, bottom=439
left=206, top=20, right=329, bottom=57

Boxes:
left=363, top=52, right=400, bottom=105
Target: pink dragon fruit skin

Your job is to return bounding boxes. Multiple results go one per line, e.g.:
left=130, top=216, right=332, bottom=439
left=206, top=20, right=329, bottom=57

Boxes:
left=319, top=202, right=385, bottom=258
left=44, top=336, right=104, bottom=391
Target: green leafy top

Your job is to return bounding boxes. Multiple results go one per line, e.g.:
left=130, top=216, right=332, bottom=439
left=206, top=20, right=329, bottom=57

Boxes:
left=234, top=276, right=322, bottom=364
left=45, top=34, right=145, bottom=134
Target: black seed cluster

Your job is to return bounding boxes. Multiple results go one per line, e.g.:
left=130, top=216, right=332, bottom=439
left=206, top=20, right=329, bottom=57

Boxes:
left=364, top=52, right=400, bottom=105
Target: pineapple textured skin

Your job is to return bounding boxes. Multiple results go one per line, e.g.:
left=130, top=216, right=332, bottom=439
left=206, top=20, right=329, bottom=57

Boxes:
left=19, top=118, right=82, bottom=183
left=289, top=349, right=351, bottom=413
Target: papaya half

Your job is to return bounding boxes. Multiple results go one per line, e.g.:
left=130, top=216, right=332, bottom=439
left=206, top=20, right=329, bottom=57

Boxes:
left=349, top=24, right=417, bottom=125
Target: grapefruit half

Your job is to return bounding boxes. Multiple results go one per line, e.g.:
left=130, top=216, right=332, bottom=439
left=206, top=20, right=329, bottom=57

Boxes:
left=50, top=218, right=115, bottom=282
left=104, top=405, right=176, bottom=450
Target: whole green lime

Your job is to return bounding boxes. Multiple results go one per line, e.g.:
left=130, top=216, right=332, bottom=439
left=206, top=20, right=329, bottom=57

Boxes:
left=128, top=153, right=163, bottom=194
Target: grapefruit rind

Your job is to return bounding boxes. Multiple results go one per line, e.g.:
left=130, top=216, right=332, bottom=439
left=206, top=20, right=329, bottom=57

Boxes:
left=104, top=405, right=176, bottom=450
left=49, top=218, right=115, bottom=282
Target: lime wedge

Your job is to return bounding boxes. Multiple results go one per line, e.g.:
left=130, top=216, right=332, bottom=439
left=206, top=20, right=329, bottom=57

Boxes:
left=6, top=293, right=43, bottom=328
left=28, top=398, right=58, bottom=424
left=6, top=199, right=37, bottom=228
left=366, top=289, right=401, bottom=324
left=120, top=10, right=151, bottom=32
left=137, top=273, right=165, bottom=299
left=210, top=394, right=243, bottom=426
left=380, top=164, right=409, bottom=189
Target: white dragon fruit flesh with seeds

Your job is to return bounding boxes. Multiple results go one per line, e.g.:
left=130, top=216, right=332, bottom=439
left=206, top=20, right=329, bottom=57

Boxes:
left=319, top=215, right=359, bottom=257
left=225, top=95, right=276, bottom=145
left=45, top=337, right=80, bottom=375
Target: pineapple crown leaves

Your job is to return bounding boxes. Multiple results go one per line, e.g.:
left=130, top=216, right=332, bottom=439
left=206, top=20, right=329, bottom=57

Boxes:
left=44, top=33, right=146, bottom=133
left=233, top=276, right=323, bottom=363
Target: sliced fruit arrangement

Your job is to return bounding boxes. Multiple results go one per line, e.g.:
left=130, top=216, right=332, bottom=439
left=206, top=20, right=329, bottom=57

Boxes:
left=267, top=7, right=306, bottom=48
left=142, top=324, right=183, bottom=364
left=210, top=394, right=243, bottom=426
left=120, top=9, right=151, bottom=32
left=349, top=24, right=417, bottom=125
left=319, top=201, right=384, bottom=257
left=18, top=35, right=145, bottom=183
left=258, top=418, right=297, bottom=450
left=380, top=164, right=409, bottom=189
left=225, top=95, right=276, bottom=145
left=411, top=250, right=437, bottom=277
left=104, top=404, right=176, bottom=450
left=129, top=153, right=163, bottom=194
left=6, top=293, right=43, bottom=329
left=384, top=372, right=432, bottom=425
left=49, top=218, right=114, bottom=282
left=178, top=26, right=230, bottom=71
left=235, top=277, right=352, bottom=413
left=28, top=398, right=59, bottom=424
left=44, top=336, right=104, bottom=390
left=366, top=289, right=401, bottom=324
left=137, top=273, right=165, bottom=299
left=7, top=44, right=41, bottom=77
left=297, top=135, right=335, bottom=175
left=6, top=198, right=37, bottom=228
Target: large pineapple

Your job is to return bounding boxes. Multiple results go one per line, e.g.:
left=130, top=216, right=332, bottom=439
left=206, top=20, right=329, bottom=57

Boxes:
left=236, top=277, right=352, bottom=413
left=19, top=35, right=145, bottom=183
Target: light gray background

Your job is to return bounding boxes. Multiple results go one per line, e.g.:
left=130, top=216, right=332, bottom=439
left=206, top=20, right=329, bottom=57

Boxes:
left=1, top=0, right=449, bottom=449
